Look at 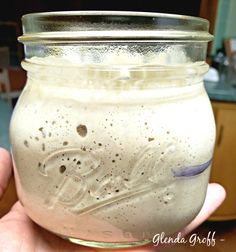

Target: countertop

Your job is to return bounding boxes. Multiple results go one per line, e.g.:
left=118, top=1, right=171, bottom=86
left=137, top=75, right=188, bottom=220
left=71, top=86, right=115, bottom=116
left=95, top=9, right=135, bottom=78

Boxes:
left=204, top=80, right=236, bottom=103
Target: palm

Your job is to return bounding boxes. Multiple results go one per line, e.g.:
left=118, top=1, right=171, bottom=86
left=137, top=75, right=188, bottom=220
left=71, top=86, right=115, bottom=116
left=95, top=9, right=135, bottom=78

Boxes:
left=0, top=201, right=156, bottom=252
left=0, top=148, right=225, bottom=252
left=0, top=202, right=90, bottom=252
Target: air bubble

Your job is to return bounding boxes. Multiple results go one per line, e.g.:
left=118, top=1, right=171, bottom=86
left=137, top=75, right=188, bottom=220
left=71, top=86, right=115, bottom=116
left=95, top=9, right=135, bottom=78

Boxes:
left=42, top=143, right=45, bottom=151
left=81, top=146, right=86, bottom=151
left=76, top=124, right=87, bottom=137
left=39, top=127, right=46, bottom=138
left=59, top=165, right=66, bottom=174
left=24, top=140, right=29, bottom=147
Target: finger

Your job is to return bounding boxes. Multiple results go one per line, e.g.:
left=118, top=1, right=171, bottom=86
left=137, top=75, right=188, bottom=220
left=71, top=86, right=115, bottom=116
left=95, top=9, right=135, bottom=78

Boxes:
left=1, top=201, right=30, bottom=222
left=0, top=148, right=12, bottom=199
left=180, top=183, right=226, bottom=236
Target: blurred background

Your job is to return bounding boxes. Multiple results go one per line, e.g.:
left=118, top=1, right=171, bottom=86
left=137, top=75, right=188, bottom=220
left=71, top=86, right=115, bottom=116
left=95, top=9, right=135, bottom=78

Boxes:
left=0, top=1, right=236, bottom=251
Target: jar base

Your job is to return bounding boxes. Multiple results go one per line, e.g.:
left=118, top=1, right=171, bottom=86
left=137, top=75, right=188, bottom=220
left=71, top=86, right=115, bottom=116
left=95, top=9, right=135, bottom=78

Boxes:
left=62, top=236, right=151, bottom=249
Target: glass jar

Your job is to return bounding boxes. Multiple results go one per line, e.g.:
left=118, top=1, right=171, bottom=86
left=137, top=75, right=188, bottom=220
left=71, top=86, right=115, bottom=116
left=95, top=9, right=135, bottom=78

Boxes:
left=10, top=11, right=214, bottom=248
left=226, top=52, right=236, bottom=86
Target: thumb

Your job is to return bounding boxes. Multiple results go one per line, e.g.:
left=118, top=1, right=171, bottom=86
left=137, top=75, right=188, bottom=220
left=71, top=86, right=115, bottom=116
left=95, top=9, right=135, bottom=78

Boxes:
left=180, top=183, right=226, bottom=237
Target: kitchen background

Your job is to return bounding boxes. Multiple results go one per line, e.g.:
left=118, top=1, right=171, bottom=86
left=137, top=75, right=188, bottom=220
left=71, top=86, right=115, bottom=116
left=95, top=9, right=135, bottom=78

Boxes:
left=0, top=0, right=236, bottom=251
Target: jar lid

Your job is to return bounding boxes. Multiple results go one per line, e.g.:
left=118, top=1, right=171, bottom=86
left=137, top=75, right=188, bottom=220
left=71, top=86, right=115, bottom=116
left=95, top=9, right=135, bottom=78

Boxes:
left=18, top=11, right=213, bottom=44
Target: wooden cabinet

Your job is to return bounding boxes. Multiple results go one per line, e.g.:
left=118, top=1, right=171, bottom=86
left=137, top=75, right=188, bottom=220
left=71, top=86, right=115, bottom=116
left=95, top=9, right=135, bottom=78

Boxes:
left=0, top=176, right=17, bottom=217
left=210, top=101, right=236, bottom=220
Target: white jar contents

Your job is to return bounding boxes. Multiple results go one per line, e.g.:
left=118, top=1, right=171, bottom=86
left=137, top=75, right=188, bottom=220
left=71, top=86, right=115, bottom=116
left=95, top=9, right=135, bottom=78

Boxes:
left=10, top=49, right=215, bottom=245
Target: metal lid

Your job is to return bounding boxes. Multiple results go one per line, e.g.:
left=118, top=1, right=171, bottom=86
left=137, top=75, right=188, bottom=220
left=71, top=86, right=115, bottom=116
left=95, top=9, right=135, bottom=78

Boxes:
left=18, top=11, right=213, bottom=44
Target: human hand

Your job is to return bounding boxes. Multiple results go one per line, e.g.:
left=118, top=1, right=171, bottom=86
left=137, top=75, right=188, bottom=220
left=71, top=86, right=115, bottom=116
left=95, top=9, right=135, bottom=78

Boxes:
left=0, top=148, right=225, bottom=252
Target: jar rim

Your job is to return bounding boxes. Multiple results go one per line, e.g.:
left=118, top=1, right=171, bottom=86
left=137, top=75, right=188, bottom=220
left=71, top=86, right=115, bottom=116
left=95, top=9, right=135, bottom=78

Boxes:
left=18, top=11, right=213, bottom=44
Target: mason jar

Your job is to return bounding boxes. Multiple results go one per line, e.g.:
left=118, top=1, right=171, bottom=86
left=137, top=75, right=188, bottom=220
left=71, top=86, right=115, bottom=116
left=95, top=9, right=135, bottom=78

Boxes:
left=10, top=11, right=214, bottom=248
